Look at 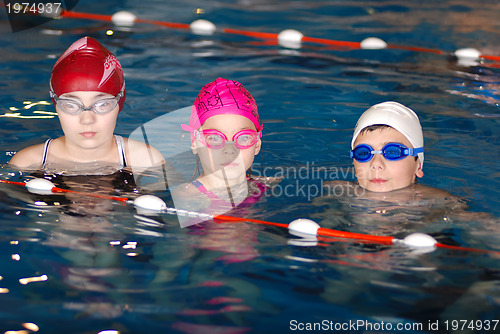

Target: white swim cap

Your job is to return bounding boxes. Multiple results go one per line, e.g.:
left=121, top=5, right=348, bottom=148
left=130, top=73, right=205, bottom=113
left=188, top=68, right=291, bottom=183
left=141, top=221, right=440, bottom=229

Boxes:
left=351, top=101, right=424, bottom=167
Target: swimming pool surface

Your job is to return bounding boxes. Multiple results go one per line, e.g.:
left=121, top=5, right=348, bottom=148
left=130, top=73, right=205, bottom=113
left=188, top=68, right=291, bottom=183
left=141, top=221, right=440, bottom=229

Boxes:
left=1, top=0, right=499, bottom=333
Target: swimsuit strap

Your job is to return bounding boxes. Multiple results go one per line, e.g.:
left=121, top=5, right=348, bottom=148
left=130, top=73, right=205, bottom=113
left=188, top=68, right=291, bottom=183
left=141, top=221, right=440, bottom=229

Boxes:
left=191, top=179, right=220, bottom=200
left=41, top=138, right=53, bottom=168
left=114, top=135, right=127, bottom=168
left=40, top=136, right=127, bottom=170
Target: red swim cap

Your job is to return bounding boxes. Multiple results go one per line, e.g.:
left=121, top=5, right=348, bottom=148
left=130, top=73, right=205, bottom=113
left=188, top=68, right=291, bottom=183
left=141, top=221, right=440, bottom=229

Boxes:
left=50, top=36, right=126, bottom=111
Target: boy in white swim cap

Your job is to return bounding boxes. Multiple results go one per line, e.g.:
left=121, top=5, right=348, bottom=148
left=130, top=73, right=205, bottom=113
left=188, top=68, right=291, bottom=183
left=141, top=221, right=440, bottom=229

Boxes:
left=350, top=101, right=424, bottom=192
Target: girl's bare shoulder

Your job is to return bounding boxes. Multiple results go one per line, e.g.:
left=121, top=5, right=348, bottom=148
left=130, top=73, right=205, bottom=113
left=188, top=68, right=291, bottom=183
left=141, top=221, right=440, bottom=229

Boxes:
left=125, top=138, right=165, bottom=167
left=8, top=143, right=46, bottom=169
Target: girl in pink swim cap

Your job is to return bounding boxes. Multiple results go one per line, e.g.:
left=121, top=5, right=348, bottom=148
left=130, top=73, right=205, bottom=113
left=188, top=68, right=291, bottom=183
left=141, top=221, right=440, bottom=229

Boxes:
left=10, top=36, right=164, bottom=172
left=176, top=78, right=266, bottom=214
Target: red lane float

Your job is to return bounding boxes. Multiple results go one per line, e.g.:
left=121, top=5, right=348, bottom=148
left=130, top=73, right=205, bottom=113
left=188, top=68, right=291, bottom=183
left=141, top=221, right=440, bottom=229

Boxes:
left=55, top=9, right=500, bottom=65
left=1, top=177, right=498, bottom=254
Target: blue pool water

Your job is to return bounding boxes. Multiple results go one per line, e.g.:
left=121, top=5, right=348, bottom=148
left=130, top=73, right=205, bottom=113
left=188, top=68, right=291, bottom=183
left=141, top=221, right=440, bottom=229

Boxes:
left=1, top=0, right=500, bottom=333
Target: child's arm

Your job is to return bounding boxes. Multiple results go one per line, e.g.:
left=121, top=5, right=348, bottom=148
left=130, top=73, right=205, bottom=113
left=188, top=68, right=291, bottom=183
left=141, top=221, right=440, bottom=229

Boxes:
left=8, top=144, right=44, bottom=169
left=125, top=138, right=165, bottom=169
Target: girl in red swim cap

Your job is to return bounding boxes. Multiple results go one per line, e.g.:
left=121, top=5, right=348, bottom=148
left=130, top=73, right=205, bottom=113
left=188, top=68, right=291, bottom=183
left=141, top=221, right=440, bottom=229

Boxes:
left=9, top=37, right=164, bottom=172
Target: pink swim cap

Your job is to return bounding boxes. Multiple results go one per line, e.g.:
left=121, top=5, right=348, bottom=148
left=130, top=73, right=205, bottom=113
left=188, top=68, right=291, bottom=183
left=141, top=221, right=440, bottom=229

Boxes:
left=188, top=78, right=262, bottom=131
left=50, top=36, right=126, bottom=111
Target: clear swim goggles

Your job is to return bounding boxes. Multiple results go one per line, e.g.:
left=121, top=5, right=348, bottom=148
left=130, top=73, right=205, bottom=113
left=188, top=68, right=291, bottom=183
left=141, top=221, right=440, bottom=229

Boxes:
left=350, top=143, right=423, bottom=162
left=182, top=125, right=261, bottom=149
left=50, top=90, right=124, bottom=115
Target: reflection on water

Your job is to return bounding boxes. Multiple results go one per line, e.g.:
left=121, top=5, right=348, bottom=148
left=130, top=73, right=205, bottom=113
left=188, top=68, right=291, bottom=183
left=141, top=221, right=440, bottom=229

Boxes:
left=313, top=182, right=470, bottom=233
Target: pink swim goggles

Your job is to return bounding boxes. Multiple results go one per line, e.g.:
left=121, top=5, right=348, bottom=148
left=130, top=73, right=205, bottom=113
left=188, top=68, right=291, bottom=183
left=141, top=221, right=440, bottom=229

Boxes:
left=182, top=124, right=261, bottom=149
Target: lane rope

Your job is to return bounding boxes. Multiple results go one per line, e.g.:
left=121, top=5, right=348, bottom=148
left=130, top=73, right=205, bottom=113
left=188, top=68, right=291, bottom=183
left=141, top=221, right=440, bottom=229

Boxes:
left=0, top=178, right=129, bottom=202
left=1, top=4, right=498, bottom=65
left=2, top=177, right=499, bottom=255
left=63, top=9, right=500, bottom=65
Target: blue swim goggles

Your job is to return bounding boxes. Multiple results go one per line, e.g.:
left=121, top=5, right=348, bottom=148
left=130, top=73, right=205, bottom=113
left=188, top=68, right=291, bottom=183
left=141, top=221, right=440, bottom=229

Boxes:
left=350, top=143, right=424, bottom=162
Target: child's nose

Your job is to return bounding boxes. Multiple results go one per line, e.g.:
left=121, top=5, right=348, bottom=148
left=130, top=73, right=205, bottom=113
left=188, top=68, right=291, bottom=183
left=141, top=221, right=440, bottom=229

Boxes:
left=79, top=109, right=96, bottom=125
left=370, top=152, right=385, bottom=169
left=222, top=142, right=239, bottom=155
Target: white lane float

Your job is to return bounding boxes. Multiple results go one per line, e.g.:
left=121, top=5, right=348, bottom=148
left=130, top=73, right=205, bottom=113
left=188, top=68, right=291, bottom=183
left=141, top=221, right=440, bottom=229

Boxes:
left=3, top=181, right=494, bottom=254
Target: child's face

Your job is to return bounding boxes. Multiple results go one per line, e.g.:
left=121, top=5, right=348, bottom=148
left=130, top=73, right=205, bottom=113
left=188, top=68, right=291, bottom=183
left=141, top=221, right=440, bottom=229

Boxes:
left=193, top=114, right=261, bottom=181
left=57, top=91, right=119, bottom=152
left=352, top=127, right=423, bottom=192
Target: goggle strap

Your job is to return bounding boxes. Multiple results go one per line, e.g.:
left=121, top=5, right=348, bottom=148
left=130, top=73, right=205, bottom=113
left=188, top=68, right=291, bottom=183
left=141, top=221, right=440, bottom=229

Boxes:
left=181, top=124, right=196, bottom=132
left=405, top=147, right=424, bottom=156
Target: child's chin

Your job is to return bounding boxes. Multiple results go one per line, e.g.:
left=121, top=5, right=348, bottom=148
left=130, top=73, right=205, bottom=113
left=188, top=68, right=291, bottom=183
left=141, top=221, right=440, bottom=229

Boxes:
left=366, top=187, right=391, bottom=193
left=364, top=183, right=413, bottom=193
left=219, top=167, right=247, bottom=179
